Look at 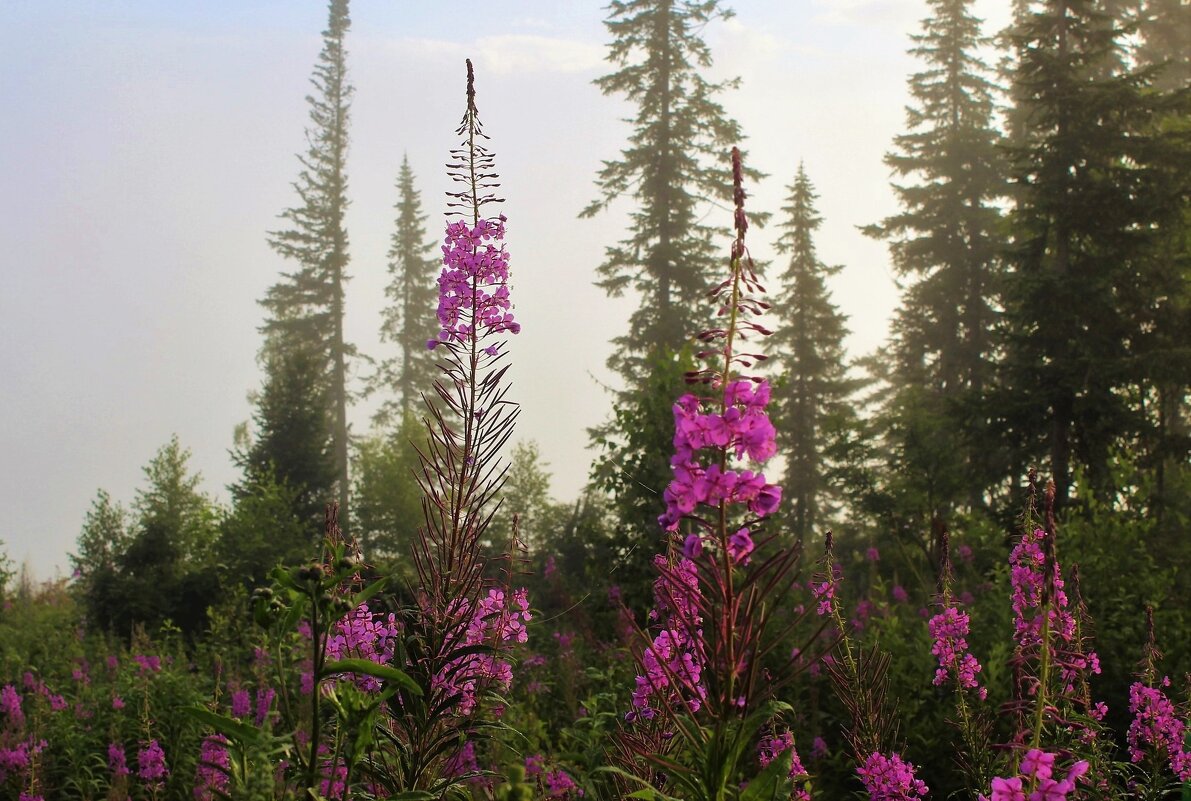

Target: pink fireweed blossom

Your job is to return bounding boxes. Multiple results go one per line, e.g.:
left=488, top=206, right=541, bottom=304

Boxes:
left=428, top=214, right=519, bottom=349
left=812, top=579, right=834, bottom=616
left=659, top=377, right=781, bottom=532
left=928, top=605, right=987, bottom=699
left=194, top=735, right=230, bottom=801
left=432, top=587, right=532, bottom=716
left=1009, top=527, right=1102, bottom=700
left=978, top=750, right=1088, bottom=801
left=255, top=687, right=275, bottom=727
left=324, top=603, right=402, bottom=692
left=544, top=768, right=582, bottom=798
left=137, top=739, right=169, bottom=785
left=757, top=730, right=811, bottom=800
left=0, top=685, right=22, bottom=726
left=133, top=654, right=162, bottom=674
left=1127, top=677, right=1191, bottom=781
left=857, top=751, right=928, bottom=801
left=629, top=555, right=707, bottom=721
left=443, top=740, right=479, bottom=779
left=108, top=742, right=129, bottom=777
left=230, top=688, right=251, bottom=719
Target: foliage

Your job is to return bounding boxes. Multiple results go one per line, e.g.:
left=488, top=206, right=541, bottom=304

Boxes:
left=582, top=0, right=760, bottom=385
left=261, top=0, right=356, bottom=530
left=373, top=155, right=440, bottom=427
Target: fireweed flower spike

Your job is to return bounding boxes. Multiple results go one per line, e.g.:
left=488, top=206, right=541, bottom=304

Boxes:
left=619, top=147, right=808, bottom=799
left=386, top=59, right=529, bottom=793
left=1008, top=476, right=1105, bottom=754
left=1127, top=606, right=1191, bottom=783
left=928, top=529, right=997, bottom=790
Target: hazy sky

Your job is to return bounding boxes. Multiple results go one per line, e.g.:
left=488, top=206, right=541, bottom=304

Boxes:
left=0, top=0, right=1012, bottom=578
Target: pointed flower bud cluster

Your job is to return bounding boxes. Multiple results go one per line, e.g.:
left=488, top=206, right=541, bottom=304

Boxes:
left=428, top=214, right=519, bottom=350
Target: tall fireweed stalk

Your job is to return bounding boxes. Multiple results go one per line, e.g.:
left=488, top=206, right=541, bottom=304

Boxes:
left=815, top=532, right=929, bottom=801
left=220, top=60, right=526, bottom=800
left=1002, top=475, right=1104, bottom=783
left=979, top=474, right=1097, bottom=801
left=1126, top=605, right=1191, bottom=792
left=928, top=528, right=996, bottom=789
left=612, top=148, right=812, bottom=801
left=385, top=57, right=529, bottom=793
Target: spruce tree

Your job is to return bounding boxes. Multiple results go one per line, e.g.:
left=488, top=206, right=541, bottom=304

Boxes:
left=1000, top=0, right=1176, bottom=506
left=866, top=0, right=1006, bottom=513
left=112, top=437, right=220, bottom=635
left=234, top=338, right=336, bottom=533
left=1127, top=0, right=1191, bottom=510
left=261, top=0, right=354, bottom=529
left=769, top=164, right=856, bottom=545
left=374, top=155, right=440, bottom=426
left=582, top=0, right=755, bottom=385
left=1136, top=0, right=1191, bottom=91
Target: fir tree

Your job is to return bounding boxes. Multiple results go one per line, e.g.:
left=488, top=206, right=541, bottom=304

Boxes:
left=234, top=338, right=336, bottom=533
left=1136, top=0, right=1191, bottom=91
left=374, top=155, right=439, bottom=426
left=582, top=0, right=757, bottom=385
left=1127, top=0, right=1191, bottom=511
left=70, top=489, right=128, bottom=582
left=769, top=164, right=856, bottom=545
left=866, top=0, right=1006, bottom=513
left=1000, top=0, right=1178, bottom=506
left=261, top=0, right=354, bottom=529
left=111, top=437, right=220, bottom=635
left=351, top=414, right=423, bottom=568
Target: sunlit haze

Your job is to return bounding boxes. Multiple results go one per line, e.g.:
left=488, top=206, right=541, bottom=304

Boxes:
left=1, top=0, right=1012, bottom=578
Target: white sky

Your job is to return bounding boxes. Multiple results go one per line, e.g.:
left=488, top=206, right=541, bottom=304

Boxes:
left=0, top=0, right=1012, bottom=579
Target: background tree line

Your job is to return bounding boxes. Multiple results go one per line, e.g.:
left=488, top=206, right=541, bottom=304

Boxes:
left=71, top=0, right=1189, bottom=652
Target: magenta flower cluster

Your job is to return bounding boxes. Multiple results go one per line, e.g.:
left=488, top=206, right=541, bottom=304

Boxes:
left=1127, top=677, right=1191, bottom=781
left=1009, top=528, right=1100, bottom=693
left=137, top=739, right=169, bottom=785
left=0, top=686, right=21, bottom=727
left=325, top=603, right=402, bottom=692
left=628, top=555, right=707, bottom=720
left=108, top=742, right=129, bottom=778
left=757, top=730, right=811, bottom=800
left=194, top=734, right=230, bottom=801
left=428, top=214, right=520, bottom=350
left=979, top=749, right=1088, bottom=801
left=928, top=605, right=986, bottom=698
left=856, top=751, right=928, bottom=801
left=434, top=587, right=531, bottom=716
left=525, top=753, right=583, bottom=797
left=659, top=380, right=781, bottom=531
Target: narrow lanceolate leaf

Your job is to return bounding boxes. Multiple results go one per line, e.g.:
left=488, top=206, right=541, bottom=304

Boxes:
left=321, top=659, right=421, bottom=695
left=180, top=706, right=265, bottom=746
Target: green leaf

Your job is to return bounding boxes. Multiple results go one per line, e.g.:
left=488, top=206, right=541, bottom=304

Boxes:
left=382, top=792, right=437, bottom=800
left=179, top=706, right=263, bottom=747
left=351, top=575, right=388, bottom=608
left=592, top=767, right=682, bottom=801
left=739, top=748, right=793, bottom=801
left=321, top=658, right=422, bottom=695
